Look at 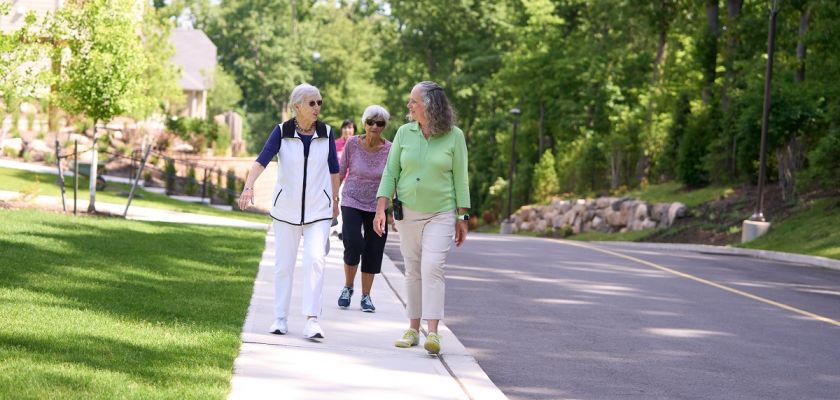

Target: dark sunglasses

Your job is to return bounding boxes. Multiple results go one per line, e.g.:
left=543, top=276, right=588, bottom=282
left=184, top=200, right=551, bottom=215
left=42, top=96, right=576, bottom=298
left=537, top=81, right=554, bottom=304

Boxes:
left=308, top=100, right=323, bottom=107
left=365, top=119, right=386, bottom=127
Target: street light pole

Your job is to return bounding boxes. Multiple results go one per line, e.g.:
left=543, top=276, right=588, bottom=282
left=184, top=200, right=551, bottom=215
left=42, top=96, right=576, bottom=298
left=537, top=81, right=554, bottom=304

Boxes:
left=501, top=108, right=521, bottom=234
left=752, top=0, right=780, bottom=223
left=743, top=0, right=779, bottom=242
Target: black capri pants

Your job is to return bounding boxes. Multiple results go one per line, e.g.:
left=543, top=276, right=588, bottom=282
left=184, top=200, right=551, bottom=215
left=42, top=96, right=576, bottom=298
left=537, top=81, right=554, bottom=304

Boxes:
left=341, top=206, right=388, bottom=274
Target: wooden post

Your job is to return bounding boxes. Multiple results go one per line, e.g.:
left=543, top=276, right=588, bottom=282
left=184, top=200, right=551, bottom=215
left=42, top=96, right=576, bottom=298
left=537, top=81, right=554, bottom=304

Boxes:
left=55, top=140, right=67, bottom=212
left=201, top=167, right=209, bottom=203
left=87, top=123, right=99, bottom=213
left=73, top=140, right=78, bottom=215
left=124, top=144, right=152, bottom=218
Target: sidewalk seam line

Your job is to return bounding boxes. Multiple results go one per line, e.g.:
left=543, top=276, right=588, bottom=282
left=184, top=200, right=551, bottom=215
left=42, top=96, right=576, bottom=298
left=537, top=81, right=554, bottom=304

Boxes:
left=381, top=257, right=477, bottom=400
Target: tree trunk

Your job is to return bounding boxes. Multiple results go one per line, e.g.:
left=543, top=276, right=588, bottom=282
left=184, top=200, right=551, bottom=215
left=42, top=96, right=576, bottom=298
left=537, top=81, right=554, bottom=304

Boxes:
left=702, top=0, right=720, bottom=105
left=776, top=5, right=813, bottom=200
left=538, top=101, right=545, bottom=156
left=796, top=6, right=812, bottom=84
left=776, top=136, right=802, bottom=201
left=721, top=0, right=743, bottom=112
left=610, top=151, right=621, bottom=190
left=87, top=122, right=99, bottom=213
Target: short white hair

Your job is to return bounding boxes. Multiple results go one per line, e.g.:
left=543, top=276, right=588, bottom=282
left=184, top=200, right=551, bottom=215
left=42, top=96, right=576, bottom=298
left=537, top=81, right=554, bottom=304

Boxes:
left=361, top=105, right=390, bottom=124
left=289, top=83, right=321, bottom=115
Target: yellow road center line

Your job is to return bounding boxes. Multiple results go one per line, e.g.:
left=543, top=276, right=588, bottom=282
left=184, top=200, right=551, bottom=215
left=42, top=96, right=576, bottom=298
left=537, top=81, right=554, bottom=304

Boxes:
left=554, top=239, right=840, bottom=328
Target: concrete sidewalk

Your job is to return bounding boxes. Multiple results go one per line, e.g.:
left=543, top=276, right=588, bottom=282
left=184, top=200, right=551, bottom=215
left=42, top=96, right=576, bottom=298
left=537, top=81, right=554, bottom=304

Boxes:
left=228, top=227, right=506, bottom=400
left=0, top=190, right=269, bottom=230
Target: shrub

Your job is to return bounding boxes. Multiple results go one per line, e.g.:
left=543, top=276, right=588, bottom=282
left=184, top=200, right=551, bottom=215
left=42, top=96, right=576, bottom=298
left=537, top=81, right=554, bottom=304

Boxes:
left=804, top=129, right=840, bottom=188
left=164, top=158, right=176, bottom=194
left=532, top=150, right=559, bottom=203
left=185, top=165, right=197, bottom=195
left=42, top=151, right=56, bottom=165
left=143, top=170, right=153, bottom=187
left=226, top=168, right=238, bottom=205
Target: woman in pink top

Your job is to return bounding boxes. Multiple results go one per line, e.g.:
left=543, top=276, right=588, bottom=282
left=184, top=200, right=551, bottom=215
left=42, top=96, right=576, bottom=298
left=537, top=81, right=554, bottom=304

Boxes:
left=332, top=119, right=356, bottom=232
left=336, top=106, right=392, bottom=312
left=334, top=119, right=356, bottom=161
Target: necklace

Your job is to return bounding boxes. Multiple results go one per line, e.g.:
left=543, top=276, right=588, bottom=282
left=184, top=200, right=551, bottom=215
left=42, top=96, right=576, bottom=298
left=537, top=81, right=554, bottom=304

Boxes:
left=295, top=119, right=315, bottom=134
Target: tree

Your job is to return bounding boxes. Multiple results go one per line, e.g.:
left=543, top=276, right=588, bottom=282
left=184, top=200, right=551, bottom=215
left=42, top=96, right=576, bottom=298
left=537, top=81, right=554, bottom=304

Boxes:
left=0, top=5, right=51, bottom=147
left=53, top=0, right=145, bottom=212
left=130, top=6, right=184, bottom=120
left=205, top=0, right=308, bottom=142
left=206, top=65, right=242, bottom=118
left=532, top=150, right=559, bottom=203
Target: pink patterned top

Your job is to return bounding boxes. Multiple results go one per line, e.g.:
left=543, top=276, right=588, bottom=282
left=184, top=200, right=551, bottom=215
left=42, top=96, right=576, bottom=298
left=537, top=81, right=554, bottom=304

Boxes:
left=339, top=135, right=392, bottom=212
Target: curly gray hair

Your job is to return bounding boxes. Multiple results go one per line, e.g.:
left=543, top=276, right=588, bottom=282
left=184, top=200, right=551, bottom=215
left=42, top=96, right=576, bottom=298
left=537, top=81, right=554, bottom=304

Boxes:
left=410, top=81, right=455, bottom=135
left=289, top=83, right=321, bottom=116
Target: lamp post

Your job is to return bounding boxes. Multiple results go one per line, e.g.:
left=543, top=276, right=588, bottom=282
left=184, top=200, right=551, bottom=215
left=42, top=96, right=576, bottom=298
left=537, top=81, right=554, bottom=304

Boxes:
left=743, top=0, right=779, bottom=242
left=500, top=107, right=521, bottom=234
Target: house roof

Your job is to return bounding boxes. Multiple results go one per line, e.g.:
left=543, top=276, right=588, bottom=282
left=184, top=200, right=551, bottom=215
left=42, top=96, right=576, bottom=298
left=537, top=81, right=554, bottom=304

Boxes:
left=169, top=28, right=217, bottom=91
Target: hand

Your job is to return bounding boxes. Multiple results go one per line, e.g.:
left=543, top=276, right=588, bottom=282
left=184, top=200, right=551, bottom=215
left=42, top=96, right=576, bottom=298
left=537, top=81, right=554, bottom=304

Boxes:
left=454, top=220, right=468, bottom=247
left=238, top=188, right=254, bottom=210
left=373, top=209, right=387, bottom=237
left=333, top=201, right=340, bottom=219
left=387, top=214, right=398, bottom=233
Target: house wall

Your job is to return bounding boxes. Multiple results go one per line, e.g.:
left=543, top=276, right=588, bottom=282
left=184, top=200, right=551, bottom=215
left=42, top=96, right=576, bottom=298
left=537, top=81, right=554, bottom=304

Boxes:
left=0, top=0, right=62, bottom=33
left=183, top=90, right=207, bottom=119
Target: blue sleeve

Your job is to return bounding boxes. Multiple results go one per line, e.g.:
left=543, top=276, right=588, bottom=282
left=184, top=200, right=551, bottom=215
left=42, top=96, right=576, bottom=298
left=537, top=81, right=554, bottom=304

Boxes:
left=255, top=125, right=281, bottom=167
left=328, top=130, right=339, bottom=174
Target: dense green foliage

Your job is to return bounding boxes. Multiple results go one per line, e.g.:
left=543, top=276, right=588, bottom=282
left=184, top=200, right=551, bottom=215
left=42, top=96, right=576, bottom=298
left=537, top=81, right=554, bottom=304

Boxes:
left=532, top=150, right=560, bottom=203
left=8, top=0, right=840, bottom=218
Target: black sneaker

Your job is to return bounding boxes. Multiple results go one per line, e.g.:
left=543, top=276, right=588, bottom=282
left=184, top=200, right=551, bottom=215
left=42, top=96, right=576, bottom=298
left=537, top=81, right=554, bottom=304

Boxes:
left=360, top=294, right=375, bottom=313
left=338, top=286, right=353, bottom=308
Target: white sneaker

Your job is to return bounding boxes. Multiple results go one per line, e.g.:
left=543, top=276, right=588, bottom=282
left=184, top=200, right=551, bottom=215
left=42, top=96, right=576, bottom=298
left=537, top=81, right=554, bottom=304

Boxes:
left=269, top=318, right=288, bottom=335
left=303, top=318, right=324, bottom=339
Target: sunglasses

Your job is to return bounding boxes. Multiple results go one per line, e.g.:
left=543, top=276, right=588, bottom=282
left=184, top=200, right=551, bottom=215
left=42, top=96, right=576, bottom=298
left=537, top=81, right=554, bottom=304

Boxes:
left=365, top=119, right=386, bottom=127
left=308, top=100, right=323, bottom=107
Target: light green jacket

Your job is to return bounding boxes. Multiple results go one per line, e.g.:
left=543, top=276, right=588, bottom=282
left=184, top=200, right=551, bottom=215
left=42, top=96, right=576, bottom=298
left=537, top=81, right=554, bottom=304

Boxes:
left=376, top=122, right=470, bottom=213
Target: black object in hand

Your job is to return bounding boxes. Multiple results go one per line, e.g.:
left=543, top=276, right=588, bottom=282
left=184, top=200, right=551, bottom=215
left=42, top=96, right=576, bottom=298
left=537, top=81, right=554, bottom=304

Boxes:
left=392, top=198, right=403, bottom=221
left=392, top=178, right=403, bottom=220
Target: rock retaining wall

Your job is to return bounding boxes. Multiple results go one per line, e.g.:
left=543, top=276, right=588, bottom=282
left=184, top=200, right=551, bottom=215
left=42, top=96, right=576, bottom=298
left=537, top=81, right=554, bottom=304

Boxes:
left=510, top=198, right=687, bottom=234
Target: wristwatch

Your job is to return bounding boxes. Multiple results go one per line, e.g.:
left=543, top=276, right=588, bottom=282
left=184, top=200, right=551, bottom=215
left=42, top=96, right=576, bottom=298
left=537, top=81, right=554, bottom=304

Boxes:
left=457, top=213, right=470, bottom=221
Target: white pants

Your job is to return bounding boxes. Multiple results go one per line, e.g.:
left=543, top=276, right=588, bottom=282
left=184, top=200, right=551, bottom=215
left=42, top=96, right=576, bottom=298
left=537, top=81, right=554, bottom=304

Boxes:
left=272, top=219, right=331, bottom=319
left=395, top=208, right=455, bottom=320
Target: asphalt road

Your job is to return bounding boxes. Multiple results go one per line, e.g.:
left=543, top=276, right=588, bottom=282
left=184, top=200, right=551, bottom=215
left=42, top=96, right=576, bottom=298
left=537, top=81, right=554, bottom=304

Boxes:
left=383, top=232, right=840, bottom=400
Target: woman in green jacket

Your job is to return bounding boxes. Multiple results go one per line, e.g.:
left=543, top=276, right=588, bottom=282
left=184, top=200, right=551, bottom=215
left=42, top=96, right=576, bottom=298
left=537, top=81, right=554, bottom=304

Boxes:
left=373, top=81, right=470, bottom=355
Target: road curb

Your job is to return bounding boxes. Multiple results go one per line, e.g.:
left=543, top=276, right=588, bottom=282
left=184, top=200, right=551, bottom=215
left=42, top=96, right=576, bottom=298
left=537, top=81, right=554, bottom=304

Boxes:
left=590, top=241, right=840, bottom=272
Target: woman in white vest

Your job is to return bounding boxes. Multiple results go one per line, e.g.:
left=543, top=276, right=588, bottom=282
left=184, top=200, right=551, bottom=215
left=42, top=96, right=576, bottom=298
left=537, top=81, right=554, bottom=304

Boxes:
left=238, top=83, right=340, bottom=340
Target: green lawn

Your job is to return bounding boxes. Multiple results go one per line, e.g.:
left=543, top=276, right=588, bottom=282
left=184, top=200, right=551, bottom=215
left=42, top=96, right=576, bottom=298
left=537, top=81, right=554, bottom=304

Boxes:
left=624, top=181, right=732, bottom=208
left=740, top=198, right=840, bottom=260
left=0, top=167, right=269, bottom=223
left=0, top=209, right=266, bottom=399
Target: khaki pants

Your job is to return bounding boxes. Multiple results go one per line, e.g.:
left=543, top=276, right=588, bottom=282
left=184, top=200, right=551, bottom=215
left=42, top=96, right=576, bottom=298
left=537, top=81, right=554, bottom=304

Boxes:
left=395, top=207, right=455, bottom=320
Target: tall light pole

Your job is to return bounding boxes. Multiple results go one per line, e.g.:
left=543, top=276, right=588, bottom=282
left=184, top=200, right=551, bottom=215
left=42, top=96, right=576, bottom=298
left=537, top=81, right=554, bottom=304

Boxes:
left=753, top=0, right=780, bottom=222
left=743, top=0, right=779, bottom=242
left=500, top=108, right=521, bottom=234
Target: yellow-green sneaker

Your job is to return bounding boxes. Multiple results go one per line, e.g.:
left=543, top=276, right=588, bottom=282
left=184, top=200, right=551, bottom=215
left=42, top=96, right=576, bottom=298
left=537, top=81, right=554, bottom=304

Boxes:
left=394, top=328, right=419, bottom=348
left=424, top=333, right=441, bottom=355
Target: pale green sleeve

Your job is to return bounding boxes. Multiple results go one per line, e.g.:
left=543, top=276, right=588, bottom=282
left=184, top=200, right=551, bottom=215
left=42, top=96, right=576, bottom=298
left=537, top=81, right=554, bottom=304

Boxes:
left=452, top=128, right=471, bottom=208
left=377, top=128, right=403, bottom=199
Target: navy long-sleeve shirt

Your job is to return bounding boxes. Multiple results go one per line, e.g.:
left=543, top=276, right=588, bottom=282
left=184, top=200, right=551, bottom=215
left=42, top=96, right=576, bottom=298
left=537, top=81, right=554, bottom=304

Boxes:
left=256, top=124, right=339, bottom=173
